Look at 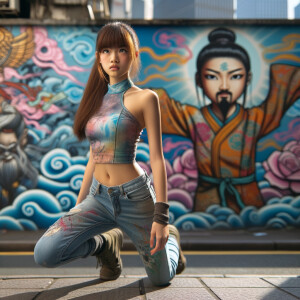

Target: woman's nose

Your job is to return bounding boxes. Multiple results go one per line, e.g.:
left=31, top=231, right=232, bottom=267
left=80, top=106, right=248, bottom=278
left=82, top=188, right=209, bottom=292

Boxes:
left=110, top=51, right=119, bottom=62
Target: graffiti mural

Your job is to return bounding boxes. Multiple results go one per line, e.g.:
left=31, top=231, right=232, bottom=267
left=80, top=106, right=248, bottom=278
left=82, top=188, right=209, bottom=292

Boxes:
left=0, top=25, right=299, bottom=230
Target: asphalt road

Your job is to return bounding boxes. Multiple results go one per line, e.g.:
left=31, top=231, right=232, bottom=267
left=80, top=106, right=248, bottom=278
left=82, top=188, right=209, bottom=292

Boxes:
left=1, top=251, right=300, bottom=277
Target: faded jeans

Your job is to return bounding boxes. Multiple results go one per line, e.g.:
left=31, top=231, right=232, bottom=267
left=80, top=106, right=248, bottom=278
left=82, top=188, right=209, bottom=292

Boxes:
left=34, top=171, right=179, bottom=286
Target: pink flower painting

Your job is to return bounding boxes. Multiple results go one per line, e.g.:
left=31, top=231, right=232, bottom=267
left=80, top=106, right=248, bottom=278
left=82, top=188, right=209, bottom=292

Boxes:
left=263, top=140, right=300, bottom=196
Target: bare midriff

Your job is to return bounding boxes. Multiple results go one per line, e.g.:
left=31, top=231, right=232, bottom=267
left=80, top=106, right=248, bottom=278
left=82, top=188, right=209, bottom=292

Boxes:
left=93, top=161, right=144, bottom=186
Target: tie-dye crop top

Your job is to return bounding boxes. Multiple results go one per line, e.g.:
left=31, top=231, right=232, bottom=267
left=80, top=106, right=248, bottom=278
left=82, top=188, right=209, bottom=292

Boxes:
left=85, top=78, right=143, bottom=164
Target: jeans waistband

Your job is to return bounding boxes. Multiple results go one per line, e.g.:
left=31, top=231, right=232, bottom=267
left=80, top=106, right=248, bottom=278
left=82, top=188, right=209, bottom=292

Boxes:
left=91, top=169, right=150, bottom=195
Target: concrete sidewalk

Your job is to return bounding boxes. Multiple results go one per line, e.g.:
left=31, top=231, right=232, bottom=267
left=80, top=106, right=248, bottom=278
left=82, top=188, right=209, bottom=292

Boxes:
left=1, top=229, right=300, bottom=299
left=1, top=274, right=300, bottom=299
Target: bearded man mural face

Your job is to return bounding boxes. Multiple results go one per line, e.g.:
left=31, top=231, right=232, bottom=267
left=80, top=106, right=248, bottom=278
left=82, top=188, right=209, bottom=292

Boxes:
left=0, top=130, right=24, bottom=189
left=0, top=101, right=38, bottom=207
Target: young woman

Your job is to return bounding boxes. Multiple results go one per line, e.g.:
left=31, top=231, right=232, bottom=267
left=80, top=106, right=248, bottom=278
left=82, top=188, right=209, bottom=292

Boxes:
left=34, top=22, right=186, bottom=286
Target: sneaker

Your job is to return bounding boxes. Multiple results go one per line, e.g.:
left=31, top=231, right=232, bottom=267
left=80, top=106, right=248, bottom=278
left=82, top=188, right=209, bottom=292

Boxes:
left=168, top=224, right=186, bottom=274
left=95, top=228, right=123, bottom=281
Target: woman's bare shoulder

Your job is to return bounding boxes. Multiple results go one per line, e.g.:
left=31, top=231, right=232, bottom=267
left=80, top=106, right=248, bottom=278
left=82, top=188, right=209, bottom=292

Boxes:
left=130, top=86, right=158, bottom=103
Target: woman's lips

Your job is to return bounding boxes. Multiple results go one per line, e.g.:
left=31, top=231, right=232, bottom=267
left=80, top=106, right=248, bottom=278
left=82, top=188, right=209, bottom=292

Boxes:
left=110, top=65, right=119, bottom=70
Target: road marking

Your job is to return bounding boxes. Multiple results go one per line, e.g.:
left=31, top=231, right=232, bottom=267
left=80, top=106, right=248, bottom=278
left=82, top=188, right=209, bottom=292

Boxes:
left=1, top=251, right=300, bottom=255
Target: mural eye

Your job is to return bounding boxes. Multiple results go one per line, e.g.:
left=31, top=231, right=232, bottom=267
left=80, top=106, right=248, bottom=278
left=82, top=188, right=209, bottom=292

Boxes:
left=9, top=143, right=17, bottom=152
left=204, top=74, right=217, bottom=80
left=231, top=74, right=244, bottom=80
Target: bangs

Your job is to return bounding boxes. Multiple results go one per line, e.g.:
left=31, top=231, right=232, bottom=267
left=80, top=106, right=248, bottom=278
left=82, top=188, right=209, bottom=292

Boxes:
left=95, top=22, right=141, bottom=79
left=97, top=25, right=131, bottom=51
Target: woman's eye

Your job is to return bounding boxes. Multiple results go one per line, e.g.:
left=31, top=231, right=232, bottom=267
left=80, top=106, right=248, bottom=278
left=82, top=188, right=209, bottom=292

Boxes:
left=204, top=74, right=217, bottom=80
left=102, top=49, right=109, bottom=53
left=120, top=48, right=128, bottom=53
left=231, top=74, right=244, bottom=80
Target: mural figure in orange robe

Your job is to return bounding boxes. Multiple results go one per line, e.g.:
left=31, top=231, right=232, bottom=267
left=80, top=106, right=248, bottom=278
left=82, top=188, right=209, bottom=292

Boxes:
left=156, top=28, right=300, bottom=213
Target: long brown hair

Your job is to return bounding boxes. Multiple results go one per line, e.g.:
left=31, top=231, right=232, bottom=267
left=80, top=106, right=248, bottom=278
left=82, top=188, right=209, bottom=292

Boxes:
left=73, top=22, right=141, bottom=140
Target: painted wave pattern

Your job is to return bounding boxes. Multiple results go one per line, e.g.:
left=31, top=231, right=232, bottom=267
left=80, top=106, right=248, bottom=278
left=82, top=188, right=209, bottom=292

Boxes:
left=0, top=148, right=87, bottom=230
left=171, top=197, right=300, bottom=230
left=1, top=141, right=300, bottom=230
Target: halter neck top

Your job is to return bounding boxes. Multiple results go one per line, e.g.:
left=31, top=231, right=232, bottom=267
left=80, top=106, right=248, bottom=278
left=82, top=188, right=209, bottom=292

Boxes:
left=85, top=78, right=143, bottom=164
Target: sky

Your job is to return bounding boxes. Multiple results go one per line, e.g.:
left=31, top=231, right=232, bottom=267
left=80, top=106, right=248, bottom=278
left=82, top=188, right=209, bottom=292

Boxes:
left=288, top=0, right=300, bottom=18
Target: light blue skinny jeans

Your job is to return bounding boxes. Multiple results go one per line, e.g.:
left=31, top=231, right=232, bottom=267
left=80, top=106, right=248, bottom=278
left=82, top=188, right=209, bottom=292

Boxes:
left=34, top=171, right=179, bottom=286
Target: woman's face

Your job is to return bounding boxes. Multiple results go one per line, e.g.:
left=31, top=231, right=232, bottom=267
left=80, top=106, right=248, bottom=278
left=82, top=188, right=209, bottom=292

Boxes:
left=199, top=57, right=249, bottom=105
left=98, top=46, right=132, bottom=83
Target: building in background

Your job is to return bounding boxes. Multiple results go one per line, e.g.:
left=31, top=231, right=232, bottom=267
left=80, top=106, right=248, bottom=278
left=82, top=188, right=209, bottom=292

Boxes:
left=110, top=0, right=126, bottom=18
left=1, top=0, right=297, bottom=20
left=154, top=0, right=233, bottom=19
left=295, top=2, right=300, bottom=18
left=237, top=0, right=288, bottom=19
left=110, top=0, right=153, bottom=19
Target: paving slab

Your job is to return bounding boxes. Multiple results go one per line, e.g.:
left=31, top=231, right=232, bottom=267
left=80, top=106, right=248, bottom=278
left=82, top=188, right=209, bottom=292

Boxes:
left=211, top=287, right=299, bottom=300
left=48, top=277, right=140, bottom=289
left=201, top=277, right=273, bottom=288
left=0, top=275, right=299, bottom=300
left=0, top=278, right=53, bottom=289
left=263, top=277, right=300, bottom=287
left=36, top=287, right=144, bottom=300
left=122, top=268, right=147, bottom=276
left=0, top=289, right=41, bottom=299
left=145, top=288, right=216, bottom=300
left=143, top=277, right=203, bottom=288
left=282, top=288, right=300, bottom=298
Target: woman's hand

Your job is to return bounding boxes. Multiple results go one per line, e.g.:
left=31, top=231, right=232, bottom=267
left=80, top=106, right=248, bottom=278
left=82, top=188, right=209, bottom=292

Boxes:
left=150, top=222, right=169, bottom=255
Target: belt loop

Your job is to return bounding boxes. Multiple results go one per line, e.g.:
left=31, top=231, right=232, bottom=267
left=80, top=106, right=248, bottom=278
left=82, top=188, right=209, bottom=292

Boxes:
left=97, top=183, right=101, bottom=194
left=119, top=184, right=126, bottom=196
left=144, top=169, right=149, bottom=180
left=145, top=171, right=151, bottom=184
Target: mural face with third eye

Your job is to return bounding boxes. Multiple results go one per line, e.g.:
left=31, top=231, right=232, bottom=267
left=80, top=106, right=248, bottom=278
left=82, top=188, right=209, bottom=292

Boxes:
left=157, top=27, right=300, bottom=213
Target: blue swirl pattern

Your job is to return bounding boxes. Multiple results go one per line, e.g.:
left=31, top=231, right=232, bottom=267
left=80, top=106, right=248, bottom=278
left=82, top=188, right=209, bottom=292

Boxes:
left=0, top=147, right=85, bottom=230
left=173, top=196, right=300, bottom=230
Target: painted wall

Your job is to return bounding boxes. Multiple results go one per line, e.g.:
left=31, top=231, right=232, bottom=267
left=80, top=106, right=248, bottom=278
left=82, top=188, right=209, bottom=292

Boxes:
left=0, top=24, right=299, bottom=231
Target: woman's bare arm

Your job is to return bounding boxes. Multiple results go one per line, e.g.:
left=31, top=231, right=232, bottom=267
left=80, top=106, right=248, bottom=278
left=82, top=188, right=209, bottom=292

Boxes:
left=142, top=89, right=169, bottom=255
left=142, top=89, right=167, bottom=204
left=76, top=146, right=95, bottom=206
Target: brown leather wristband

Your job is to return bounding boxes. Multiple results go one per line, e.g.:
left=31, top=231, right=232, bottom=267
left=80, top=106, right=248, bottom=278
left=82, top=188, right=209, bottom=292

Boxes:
left=153, top=202, right=169, bottom=225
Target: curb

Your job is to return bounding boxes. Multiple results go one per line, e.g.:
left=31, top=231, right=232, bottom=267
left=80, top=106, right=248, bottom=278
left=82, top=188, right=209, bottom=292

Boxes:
left=1, top=229, right=300, bottom=251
